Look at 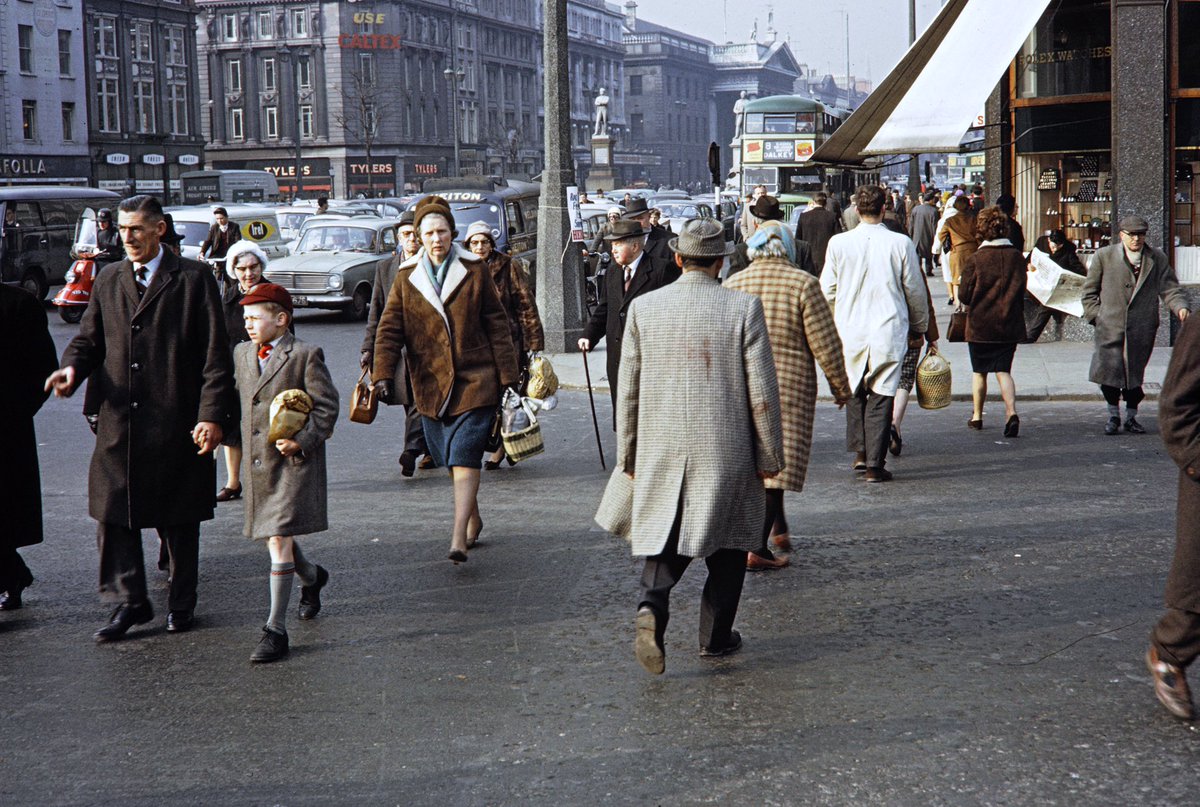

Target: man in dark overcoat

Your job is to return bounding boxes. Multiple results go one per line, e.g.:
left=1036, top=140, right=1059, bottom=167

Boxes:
left=1148, top=317, right=1200, bottom=720
left=907, top=192, right=940, bottom=277
left=0, top=284, right=59, bottom=610
left=796, top=191, right=843, bottom=275
left=1081, top=215, right=1189, bottom=435
left=578, top=219, right=678, bottom=421
left=621, top=198, right=675, bottom=265
left=46, top=195, right=236, bottom=641
left=728, top=196, right=815, bottom=278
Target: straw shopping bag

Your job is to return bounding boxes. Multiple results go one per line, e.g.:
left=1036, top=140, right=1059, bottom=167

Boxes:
left=915, top=348, right=952, bottom=410
left=500, top=388, right=545, bottom=463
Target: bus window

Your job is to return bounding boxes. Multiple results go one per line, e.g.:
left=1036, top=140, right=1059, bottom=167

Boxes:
left=745, top=113, right=764, bottom=134
left=763, top=114, right=798, bottom=134
left=796, top=113, right=816, bottom=135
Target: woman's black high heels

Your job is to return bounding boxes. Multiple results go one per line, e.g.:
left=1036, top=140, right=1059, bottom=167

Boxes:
left=1004, top=414, right=1020, bottom=438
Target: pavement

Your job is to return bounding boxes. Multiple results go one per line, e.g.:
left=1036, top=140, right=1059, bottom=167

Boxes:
left=4, top=305, right=1199, bottom=806
left=548, top=275, right=1174, bottom=401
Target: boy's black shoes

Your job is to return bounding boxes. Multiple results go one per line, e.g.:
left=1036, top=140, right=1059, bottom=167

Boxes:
left=250, top=627, right=289, bottom=663
left=298, top=565, right=328, bottom=620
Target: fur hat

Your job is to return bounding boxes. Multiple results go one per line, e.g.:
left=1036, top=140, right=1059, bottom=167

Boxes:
left=464, top=220, right=496, bottom=246
left=412, top=195, right=456, bottom=233
left=224, top=239, right=271, bottom=280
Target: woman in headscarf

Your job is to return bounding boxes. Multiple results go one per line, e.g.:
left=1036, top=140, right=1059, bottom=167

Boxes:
left=215, top=239, right=272, bottom=503
left=463, top=221, right=544, bottom=470
left=373, top=197, right=520, bottom=563
left=724, top=219, right=852, bottom=570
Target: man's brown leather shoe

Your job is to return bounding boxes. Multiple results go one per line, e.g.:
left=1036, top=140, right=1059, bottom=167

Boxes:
left=635, top=607, right=664, bottom=675
left=864, top=467, right=894, bottom=483
left=1146, top=646, right=1195, bottom=720
left=852, top=452, right=867, bottom=472
left=746, top=552, right=790, bottom=571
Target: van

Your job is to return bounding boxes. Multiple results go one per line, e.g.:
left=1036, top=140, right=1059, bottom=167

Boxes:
left=165, top=204, right=290, bottom=264
left=421, top=177, right=540, bottom=282
left=179, top=170, right=281, bottom=205
left=0, top=186, right=121, bottom=299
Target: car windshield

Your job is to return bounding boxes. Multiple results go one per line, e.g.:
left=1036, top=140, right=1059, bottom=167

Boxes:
left=174, top=221, right=212, bottom=247
left=296, top=225, right=376, bottom=253
left=278, top=212, right=313, bottom=231
left=450, top=202, right=502, bottom=241
left=658, top=204, right=702, bottom=218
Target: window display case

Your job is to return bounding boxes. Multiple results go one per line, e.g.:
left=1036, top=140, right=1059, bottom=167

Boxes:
left=1030, top=153, right=1112, bottom=261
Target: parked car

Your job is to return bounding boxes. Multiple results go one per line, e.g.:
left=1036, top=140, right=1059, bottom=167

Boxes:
left=0, top=186, right=120, bottom=299
left=654, top=201, right=717, bottom=235
left=263, top=217, right=398, bottom=320
left=276, top=206, right=317, bottom=242
left=165, top=204, right=290, bottom=264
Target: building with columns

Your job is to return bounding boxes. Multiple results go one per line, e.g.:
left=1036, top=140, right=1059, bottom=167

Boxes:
left=81, top=0, right=206, bottom=201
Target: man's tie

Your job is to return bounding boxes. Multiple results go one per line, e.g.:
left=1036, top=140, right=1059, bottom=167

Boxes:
left=258, top=343, right=274, bottom=361
left=133, top=264, right=148, bottom=299
left=623, top=265, right=633, bottom=294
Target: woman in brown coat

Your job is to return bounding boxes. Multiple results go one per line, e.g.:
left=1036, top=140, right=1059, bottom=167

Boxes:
left=938, top=195, right=978, bottom=305
left=958, top=207, right=1028, bottom=437
left=463, top=220, right=545, bottom=470
left=374, top=197, right=520, bottom=563
left=724, top=220, right=852, bottom=569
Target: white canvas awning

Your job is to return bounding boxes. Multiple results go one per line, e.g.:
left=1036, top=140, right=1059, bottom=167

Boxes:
left=811, top=0, right=1052, bottom=165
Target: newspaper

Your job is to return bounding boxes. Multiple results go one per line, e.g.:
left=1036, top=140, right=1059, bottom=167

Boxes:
left=1026, top=248, right=1086, bottom=317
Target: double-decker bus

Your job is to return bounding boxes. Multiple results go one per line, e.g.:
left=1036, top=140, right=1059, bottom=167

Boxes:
left=739, top=95, right=877, bottom=219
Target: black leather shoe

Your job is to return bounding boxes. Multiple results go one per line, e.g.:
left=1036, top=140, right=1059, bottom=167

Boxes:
left=250, top=626, right=289, bottom=663
left=864, top=467, right=894, bottom=483
left=0, top=568, right=34, bottom=611
left=166, top=610, right=194, bottom=633
left=1147, top=646, right=1195, bottom=720
left=1125, top=416, right=1146, bottom=434
left=1004, top=414, right=1020, bottom=438
left=635, top=606, right=665, bottom=675
left=298, top=565, right=328, bottom=620
left=398, top=451, right=417, bottom=478
left=700, top=630, right=743, bottom=658
left=1104, top=416, right=1121, bottom=435
left=94, top=601, right=154, bottom=642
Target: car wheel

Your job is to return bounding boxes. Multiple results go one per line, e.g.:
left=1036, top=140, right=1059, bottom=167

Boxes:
left=347, top=284, right=371, bottom=321
left=59, top=305, right=85, bottom=324
left=20, top=269, right=48, bottom=301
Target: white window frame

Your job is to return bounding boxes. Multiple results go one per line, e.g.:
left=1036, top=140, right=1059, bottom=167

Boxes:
left=61, top=102, right=75, bottom=141
left=292, top=9, right=308, bottom=38
left=97, top=77, right=120, bottom=133
left=258, top=11, right=274, bottom=40
left=18, top=26, right=33, bottom=73
left=228, top=59, right=243, bottom=93
left=165, top=26, right=187, bottom=67
left=58, top=30, right=72, bottom=76
left=230, top=108, right=245, bottom=141
left=133, top=80, right=156, bottom=133
left=22, top=100, right=37, bottom=142
left=263, top=58, right=277, bottom=92
left=265, top=106, right=279, bottom=139
left=299, top=105, right=314, bottom=138
left=94, top=16, right=118, bottom=57
left=297, top=57, right=312, bottom=90
left=168, top=83, right=188, bottom=135
left=131, top=20, right=154, bottom=63
left=222, top=13, right=238, bottom=42
left=359, top=53, right=375, bottom=86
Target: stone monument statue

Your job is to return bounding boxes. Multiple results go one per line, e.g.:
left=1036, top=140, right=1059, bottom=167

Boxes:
left=593, top=88, right=609, bottom=137
left=733, top=91, right=748, bottom=139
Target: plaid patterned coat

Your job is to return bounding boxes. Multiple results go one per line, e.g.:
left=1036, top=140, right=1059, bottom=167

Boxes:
left=726, top=257, right=852, bottom=491
left=595, top=272, right=784, bottom=558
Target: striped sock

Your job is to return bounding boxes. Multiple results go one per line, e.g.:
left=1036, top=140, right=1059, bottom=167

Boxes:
left=267, top=563, right=295, bottom=633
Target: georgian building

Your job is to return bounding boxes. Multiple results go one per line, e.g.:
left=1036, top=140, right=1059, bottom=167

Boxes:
left=0, top=1, right=91, bottom=186
left=83, top=0, right=205, bottom=201
left=196, top=0, right=542, bottom=197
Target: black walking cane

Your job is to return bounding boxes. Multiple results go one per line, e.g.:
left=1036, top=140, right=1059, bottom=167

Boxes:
left=581, top=347, right=606, bottom=470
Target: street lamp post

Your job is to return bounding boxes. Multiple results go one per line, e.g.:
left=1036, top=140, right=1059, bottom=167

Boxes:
left=444, top=66, right=465, bottom=177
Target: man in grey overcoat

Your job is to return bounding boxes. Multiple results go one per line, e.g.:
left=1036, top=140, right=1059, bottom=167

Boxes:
left=595, top=218, right=784, bottom=675
left=1081, top=215, right=1189, bottom=435
left=1147, top=317, right=1200, bottom=720
left=46, top=195, right=236, bottom=641
left=907, top=192, right=940, bottom=277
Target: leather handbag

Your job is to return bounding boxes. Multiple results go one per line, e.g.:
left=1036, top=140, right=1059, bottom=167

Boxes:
left=349, top=369, right=378, bottom=424
left=947, top=311, right=968, bottom=343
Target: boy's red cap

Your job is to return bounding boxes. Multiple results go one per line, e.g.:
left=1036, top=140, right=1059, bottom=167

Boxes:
left=239, top=282, right=293, bottom=313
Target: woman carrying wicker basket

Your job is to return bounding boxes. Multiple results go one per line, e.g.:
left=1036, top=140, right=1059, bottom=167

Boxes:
left=373, top=196, right=520, bottom=564
left=958, top=207, right=1028, bottom=437
left=724, top=220, right=852, bottom=570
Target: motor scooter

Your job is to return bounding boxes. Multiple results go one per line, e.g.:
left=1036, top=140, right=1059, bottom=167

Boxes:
left=52, top=251, right=97, bottom=323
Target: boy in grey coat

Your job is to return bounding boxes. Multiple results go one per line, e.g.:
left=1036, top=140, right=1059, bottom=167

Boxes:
left=235, top=283, right=339, bottom=663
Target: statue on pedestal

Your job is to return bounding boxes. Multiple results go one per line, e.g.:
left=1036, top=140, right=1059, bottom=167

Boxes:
left=733, top=91, right=748, bottom=140
left=593, top=88, right=609, bottom=137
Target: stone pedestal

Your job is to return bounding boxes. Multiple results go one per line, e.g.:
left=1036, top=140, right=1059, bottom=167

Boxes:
left=587, top=134, right=618, bottom=193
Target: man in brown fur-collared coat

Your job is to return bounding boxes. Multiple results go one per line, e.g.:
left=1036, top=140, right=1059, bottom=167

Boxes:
left=48, top=195, right=236, bottom=641
left=595, top=218, right=784, bottom=676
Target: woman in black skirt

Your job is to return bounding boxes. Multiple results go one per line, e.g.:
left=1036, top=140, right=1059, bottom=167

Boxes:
left=959, top=207, right=1028, bottom=437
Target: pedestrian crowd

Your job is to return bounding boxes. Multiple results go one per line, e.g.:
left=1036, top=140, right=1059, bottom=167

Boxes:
left=4, top=183, right=1200, bottom=723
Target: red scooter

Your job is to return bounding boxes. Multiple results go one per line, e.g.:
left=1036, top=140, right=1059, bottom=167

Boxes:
left=53, top=251, right=97, bottom=323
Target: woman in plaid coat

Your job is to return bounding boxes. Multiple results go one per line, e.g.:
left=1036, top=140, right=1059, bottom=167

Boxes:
left=725, top=221, right=852, bottom=568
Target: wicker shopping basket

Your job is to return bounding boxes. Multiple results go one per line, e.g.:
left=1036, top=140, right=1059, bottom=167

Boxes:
left=502, top=422, right=544, bottom=463
left=915, top=349, right=952, bottom=410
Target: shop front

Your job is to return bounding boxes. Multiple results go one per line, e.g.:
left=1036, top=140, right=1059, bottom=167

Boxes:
left=346, top=158, right=398, bottom=197
left=92, top=147, right=202, bottom=205
left=0, top=154, right=90, bottom=187
left=1171, top=2, right=1200, bottom=282
left=212, top=158, right=333, bottom=198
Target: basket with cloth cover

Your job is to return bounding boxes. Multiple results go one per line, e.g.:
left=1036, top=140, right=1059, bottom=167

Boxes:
left=500, top=388, right=545, bottom=463
left=915, top=349, right=952, bottom=410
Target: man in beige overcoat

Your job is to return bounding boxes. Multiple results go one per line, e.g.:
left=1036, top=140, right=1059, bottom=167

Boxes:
left=595, top=218, right=784, bottom=675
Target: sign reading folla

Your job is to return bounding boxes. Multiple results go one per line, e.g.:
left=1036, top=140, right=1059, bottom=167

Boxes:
left=339, top=12, right=401, bottom=50
left=2, top=158, right=48, bottom=175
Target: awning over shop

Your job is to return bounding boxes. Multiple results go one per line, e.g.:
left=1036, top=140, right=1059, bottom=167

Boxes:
left=811, top=0, right=1052, bottom=166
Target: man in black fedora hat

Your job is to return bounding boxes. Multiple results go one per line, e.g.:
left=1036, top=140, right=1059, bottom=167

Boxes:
left=579, top=218, right=678, bottom=420
left=622, top=198, right=674, bottom=264
left=727, top=195, right=814, bottom=278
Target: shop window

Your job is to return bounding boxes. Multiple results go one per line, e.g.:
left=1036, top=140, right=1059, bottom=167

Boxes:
left=1015, top=101, right=1110, bottom=154
left=1016, top=0, right=1110, bottom=99
left=1180, top=5, right=1200, bottom=88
